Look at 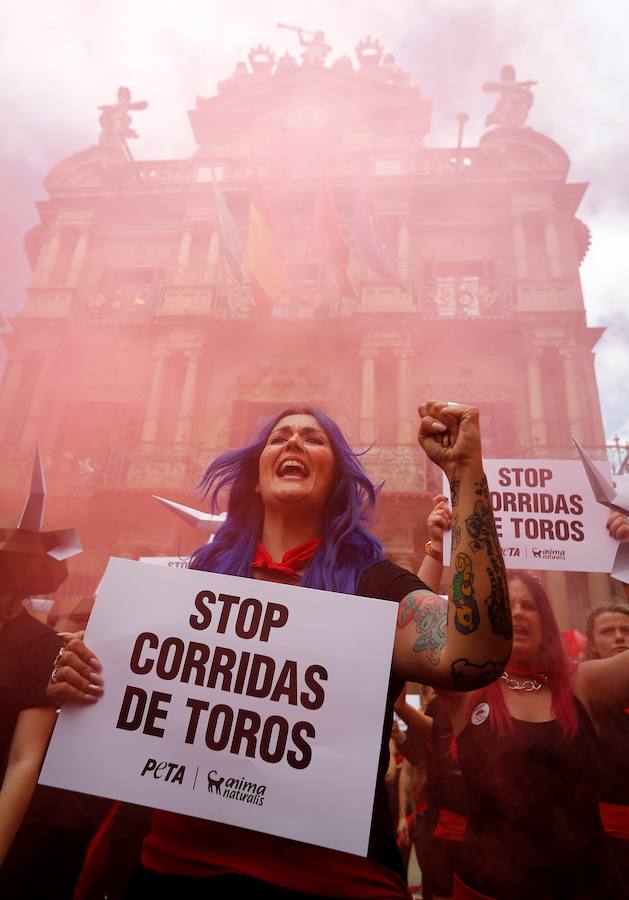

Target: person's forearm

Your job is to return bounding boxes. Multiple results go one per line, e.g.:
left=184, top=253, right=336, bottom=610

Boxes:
left=445, top=465, right=512, bottom=690
left=0, top=759, right=41, bottom=865
left=417, top=544, right=444, bottom=594
left=398, top=760, right=414, bottom=817
left=395, top=699, right=434, bottom=745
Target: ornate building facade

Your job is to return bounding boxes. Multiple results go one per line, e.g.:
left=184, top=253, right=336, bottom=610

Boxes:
left=0, top=37, right=619, bottom=628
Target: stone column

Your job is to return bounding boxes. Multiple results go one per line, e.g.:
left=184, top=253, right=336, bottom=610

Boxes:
left=175, top=350, right=201, bottom=443
left=66, top=228, right=90, bottom=288
left=33, top=228, right=62, bottom=288
left=395, top=347, right=414, bottom=444
left=587, top=572, right=613, bottom=609
left=397, top=221, right=409, bottom=278
left=360, top=349, right=377, bottom=443
left=204, top=229, right=220, bottom=281
left=513, top=217, right=528, bottom=278
left=561, top=347, right=584, bottom=444
left=0, top=354, right=25, bottom=442
left=525, top=346, right=548, bottom=451
left=174, top=228, right=193, bottom=284
left=141, top=350, right=169, bottom=443
left=21, top=354, right=57, bottom=445
left=545, top=217, right=561, bottom=277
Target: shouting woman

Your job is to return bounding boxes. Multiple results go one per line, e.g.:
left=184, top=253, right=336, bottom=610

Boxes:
left=48, top=401, right=511, bottom=900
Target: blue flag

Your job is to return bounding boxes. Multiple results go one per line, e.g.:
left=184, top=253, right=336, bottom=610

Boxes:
left=211, top=170, right=248, bottom=285
left=351, top=181, right=409, bottom=292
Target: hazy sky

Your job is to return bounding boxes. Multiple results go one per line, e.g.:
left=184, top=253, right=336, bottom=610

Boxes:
left=1, top=0, right=627, bottom=441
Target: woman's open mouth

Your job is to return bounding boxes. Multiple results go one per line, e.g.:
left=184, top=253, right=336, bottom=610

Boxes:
left=277, top=458, right=309, bottom=479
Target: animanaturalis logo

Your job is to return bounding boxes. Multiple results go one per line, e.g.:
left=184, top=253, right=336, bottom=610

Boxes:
left=207, top=769, right=266, bottom=807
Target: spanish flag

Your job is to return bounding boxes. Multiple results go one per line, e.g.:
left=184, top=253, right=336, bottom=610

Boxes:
left=248, top=178, right=286, bottom=312
left=314, top=179, right=353, bottom=297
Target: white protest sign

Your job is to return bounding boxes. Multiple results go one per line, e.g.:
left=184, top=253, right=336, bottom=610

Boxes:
left=442, top=459, right=618, bottom=573
left=40, top=558, right=397, bottom=857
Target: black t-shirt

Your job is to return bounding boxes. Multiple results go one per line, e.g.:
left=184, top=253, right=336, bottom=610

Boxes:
left=356, top=559, right=429, bottom=874
left=424, top=695, right=467, bottom=817
left=598, top=708, right=629, bottom=806
left=457, top=696, right=608, bottom=900
left=0, top=609, right=61, bottom=783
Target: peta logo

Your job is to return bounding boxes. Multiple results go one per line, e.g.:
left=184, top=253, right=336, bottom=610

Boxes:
left=140, top=758, right=185, bottom=784
left=206, top=770, right=267, bottom=807
left=501, top=546, right=520, bottom=558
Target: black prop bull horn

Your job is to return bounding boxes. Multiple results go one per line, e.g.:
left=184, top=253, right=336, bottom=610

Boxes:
left=0, top=447, right=82, bottom=594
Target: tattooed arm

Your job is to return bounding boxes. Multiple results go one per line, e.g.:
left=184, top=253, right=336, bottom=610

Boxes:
left=392, top=402, right=512, bottom=691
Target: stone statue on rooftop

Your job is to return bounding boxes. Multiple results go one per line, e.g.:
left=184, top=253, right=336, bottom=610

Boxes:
left=98, top=86, right=148, bottom=146
left=248, top=44, right=275, bottom=75
left=355, top=35, right=384, bottom=70
left=276, top=22, right=331, bottom=66
left=482, top=65, right=536, bottom=129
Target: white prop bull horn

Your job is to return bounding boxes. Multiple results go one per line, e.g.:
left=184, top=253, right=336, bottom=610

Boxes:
left=152, top=495, right=227, bottom=533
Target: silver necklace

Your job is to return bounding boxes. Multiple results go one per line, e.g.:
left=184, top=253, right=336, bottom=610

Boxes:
left=501, top=671, right=547, bottom=692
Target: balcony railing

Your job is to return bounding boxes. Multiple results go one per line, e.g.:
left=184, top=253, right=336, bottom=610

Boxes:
left=417, top=277, right=514, bottom=319
left=362, top=444, right=428, bottom=495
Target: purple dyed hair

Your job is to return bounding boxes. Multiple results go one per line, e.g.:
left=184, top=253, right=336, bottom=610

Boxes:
left=189, top=406, right=384, bottom=594
left=469, top=572, right=577, bottom=738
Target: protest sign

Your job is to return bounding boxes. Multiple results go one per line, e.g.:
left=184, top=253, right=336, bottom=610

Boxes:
left=442, top=459, right=618, bottom=573
left=138, top=555, right=191, bottom=568
left=40, top=558, right=397, bottom=856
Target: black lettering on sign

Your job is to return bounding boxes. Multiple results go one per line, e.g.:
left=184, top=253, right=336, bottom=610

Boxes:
left=288, top=721, right=315, bottom=770
left=301, top=665, right=328, bottom=710
left=260, top=603, right=289, bottom=641
left=189, top=591, right=216, bottom=630
left=129, top=632, right=158, bottom=675
left=116, top=686, right=171, bottom=738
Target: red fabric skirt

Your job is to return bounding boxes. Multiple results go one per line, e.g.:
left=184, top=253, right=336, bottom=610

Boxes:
left=142, top=812, right=412, bottom=899
left=599, top=801, right=629, bottom=840
left=433, top=809, right=467, bottom=842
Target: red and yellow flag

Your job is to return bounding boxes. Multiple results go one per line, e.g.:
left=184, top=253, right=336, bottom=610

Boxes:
left=248, top=178, right=286, bottom=312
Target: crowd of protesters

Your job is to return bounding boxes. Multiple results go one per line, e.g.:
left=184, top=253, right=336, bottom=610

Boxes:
left=1, top=403, right=628, bottom=900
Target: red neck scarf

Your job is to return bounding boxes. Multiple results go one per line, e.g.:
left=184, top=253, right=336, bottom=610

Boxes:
left=252, top=538, right=321, bottom=578
left=505, top=662, right=550, bottom=683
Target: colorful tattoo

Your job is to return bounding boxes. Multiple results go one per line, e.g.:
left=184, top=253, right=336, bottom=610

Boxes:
left=411, top=597, right=447, bottom=665
left=397, top=594, right=419, bottom=629
left=397, top=592, right=447, bottom=666
left=450, top=656, right=508, bottom=692
left=451, top=553, right=480, bottom=634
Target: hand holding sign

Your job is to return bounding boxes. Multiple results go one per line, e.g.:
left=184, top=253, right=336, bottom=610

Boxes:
left=48, top=632, right=103, bottom=706
left=608, top=511, right=629, bottom=543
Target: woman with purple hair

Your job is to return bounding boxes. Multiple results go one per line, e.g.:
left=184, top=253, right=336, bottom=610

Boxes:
left=49, top=401, right=511, bottom=900
left=442, top=572, right=629, bottom=900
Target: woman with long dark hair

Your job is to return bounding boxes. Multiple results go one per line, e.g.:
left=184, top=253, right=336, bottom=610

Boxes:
left=48, top=401, right=511, bottom=900
left=443, top=571, right=629, bottom=900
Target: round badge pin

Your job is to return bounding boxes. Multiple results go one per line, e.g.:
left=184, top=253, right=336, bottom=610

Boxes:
left=471, top=702, right=490, bottom=725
